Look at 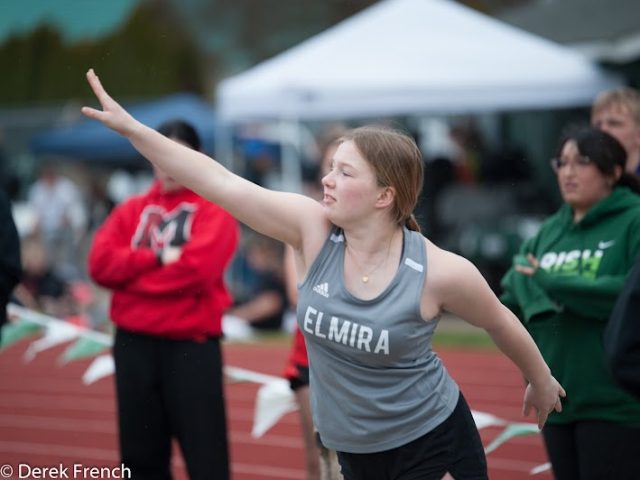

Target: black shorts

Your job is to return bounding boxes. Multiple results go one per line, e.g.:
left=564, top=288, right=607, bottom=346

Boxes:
left=336, top=392, right=487, bottom=480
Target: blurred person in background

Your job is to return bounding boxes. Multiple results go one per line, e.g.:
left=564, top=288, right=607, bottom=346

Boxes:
left=12, top=234, right=102, bottom=329
left=0, top=188, right=21, bottom=343
left=88, top=119, right=239, bottom=480
left=593, top=87, right=640, bottom=404
left=592, top=86, right=640, bottom=176
left=604, top=255, right=640, bottom=401
left=27, top=162, right=87, bottom=279
left=448, top=121, right=486, bottom=185
left=82, top=70, right=566, bottom=480
left=501, top=127, right=640, bottom=480
left=13, top=234, right=72, bottom=319
left=226, top=231, right=287, bottom=332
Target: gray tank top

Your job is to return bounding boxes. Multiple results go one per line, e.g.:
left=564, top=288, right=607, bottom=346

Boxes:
left=298, top=226, right=459, bottom=453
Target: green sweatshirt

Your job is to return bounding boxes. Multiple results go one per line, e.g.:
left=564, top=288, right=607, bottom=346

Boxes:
left=501, top=187, right=640, bottom=425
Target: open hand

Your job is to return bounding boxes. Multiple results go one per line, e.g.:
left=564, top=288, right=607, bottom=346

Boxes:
left=81, top=69, right=138, bottom=137
left=523, top=375, right=566, bottom=429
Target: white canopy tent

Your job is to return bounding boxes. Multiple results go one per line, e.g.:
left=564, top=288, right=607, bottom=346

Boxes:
left=217, top=0, right=621, bottom=122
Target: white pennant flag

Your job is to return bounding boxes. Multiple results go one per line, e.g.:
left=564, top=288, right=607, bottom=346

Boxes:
left=223, top=366, right=298, bottom=438
left=484, top=422, right=540, bottom=454
left=472, top=410, right=507, bottom=430
left=224, top=365, right=286, bottom=385
left=82, top=354, right=115, bottom=385
left=530, top=463, right=552, bottom=475
left=23, top=319, right=80, bottom=362
left=252, top=379, right=298, bottom=438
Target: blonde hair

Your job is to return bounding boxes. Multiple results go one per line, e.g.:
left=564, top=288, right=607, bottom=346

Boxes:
left=592, top=87, right=640, bottom=125
left=341, top=126, right=423, bottom=232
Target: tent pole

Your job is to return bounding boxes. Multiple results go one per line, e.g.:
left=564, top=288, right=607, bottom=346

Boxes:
left=215, top=120, right=234, bottom=171
left=279, top=117, right=303, bottom=193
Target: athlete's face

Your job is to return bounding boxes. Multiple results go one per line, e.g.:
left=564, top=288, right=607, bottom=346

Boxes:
left=555, top=140, right=615, bottom=217
left=591, top=105, right=640, bottom=172
left=321, top=140, right=381, bottom=225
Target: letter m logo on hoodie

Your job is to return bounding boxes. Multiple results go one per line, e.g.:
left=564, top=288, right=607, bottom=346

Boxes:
left=132, top=203, right=196, bottom=250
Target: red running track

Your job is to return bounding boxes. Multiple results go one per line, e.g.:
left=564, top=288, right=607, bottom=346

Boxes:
left=0, top=339, right=552, bottom=479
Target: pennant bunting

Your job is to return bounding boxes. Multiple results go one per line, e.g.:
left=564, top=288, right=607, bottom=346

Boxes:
left=61, top=336, right=110, bottom=363
left=530, top=462, right=552, bottom=475
left=484, top=422, right=540, bottom=454
left=3, top=303, right=544, bottom=457
left=252, top=379, right=298, bottom=438
left=224, top=365, right=288, bottom=385
left=83, top=354, right=115, bottom=385
left=0, top=319, right=41, bottom=349
left=472, top=410, right=507, bottom=430
left=23, top=320, right=80, bottom=362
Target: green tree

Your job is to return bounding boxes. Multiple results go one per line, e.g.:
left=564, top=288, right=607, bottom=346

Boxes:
left=0, top=0, right=205, bottom=105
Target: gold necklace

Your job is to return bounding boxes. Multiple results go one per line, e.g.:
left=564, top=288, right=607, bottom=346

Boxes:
left=346, top=232, right=395, bottom=283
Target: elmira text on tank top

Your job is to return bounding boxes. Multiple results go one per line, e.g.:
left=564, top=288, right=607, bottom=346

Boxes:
left=297, top=226, right=459, bottom=454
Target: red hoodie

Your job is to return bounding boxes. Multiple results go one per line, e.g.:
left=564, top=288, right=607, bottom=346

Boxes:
left=88, top=182, right=239, bottom=340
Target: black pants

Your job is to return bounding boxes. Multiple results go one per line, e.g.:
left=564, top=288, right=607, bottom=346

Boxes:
left=336, top=392, right=487, bottom=480
left=113, top=328, right=229, bottom=480
left=543, top=421, right=640, bottom=480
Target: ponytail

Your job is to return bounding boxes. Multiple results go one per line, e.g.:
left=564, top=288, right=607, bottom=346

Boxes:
left=404, top=214, right=421, bottom=232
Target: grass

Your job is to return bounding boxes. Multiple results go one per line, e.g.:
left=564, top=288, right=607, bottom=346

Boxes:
left=432, top=329, right=496, bottom=350
left=230, top=325, right=497, bottom=351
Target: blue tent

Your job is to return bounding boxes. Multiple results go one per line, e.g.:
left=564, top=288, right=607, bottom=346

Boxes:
left=30, top=93, right=216, bottom=166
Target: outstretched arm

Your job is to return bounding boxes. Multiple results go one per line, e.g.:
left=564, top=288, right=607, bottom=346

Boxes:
left=426, top=244, right=566, bottom=429
left=81, top=69, right=328, bottom=259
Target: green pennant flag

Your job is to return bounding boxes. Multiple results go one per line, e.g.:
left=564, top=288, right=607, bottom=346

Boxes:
left=0, top=320, right=42, bottom=349
left=61, top=337, right=109, bottom=363
left=484, top=423, right=540, bottom=454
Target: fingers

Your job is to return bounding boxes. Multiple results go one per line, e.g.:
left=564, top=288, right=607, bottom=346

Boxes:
left=85, top=68, right=115, bottom=112
left=524, top=398, right=561, bottom=428
left=554, top=398, right=563, bottom=413
left=554, top=385, right=565, bottom=413
left=81, top=106, right=113, bottom=125
left=537, top=409, right=548, bottom=430
left=515, top=265, right=535, bottom=276
left=526, top=253, right=539, bottom=269
left=82, top=69, right=127, bottom=130
left=83, top=69, right=108, bottom=119
left=81, top=106, right=105, bottom=121
left=86, top=69, right=105, bottom=100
